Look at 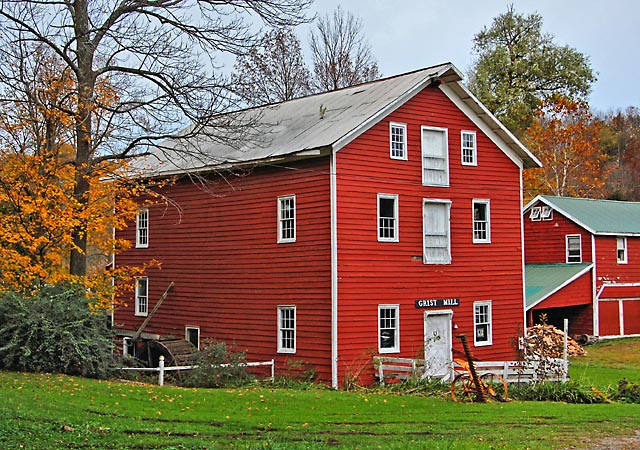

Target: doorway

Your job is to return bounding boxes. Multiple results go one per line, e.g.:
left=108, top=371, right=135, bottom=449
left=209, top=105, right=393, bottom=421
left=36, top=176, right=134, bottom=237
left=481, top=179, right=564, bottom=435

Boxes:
left=424, top=310, right=453, bottom=379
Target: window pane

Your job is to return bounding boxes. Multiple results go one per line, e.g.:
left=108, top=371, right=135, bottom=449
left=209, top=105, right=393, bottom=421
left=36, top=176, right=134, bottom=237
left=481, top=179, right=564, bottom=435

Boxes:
left=378, top=196, right=396, bottom=240
left=473, top=202, right=489, bottom=242
left=390, top=124, right=406, bottom=159
left=379, top=307, right=398, bottom=351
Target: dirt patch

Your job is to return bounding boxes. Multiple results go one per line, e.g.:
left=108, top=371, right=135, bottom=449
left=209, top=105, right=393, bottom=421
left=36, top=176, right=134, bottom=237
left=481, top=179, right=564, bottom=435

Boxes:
left=574, top=430, right=640, bottom=449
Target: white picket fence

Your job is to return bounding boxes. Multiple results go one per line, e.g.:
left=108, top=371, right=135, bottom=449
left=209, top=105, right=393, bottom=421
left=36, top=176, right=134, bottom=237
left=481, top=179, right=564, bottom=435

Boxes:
left=119, top=355, right=275, bottom=386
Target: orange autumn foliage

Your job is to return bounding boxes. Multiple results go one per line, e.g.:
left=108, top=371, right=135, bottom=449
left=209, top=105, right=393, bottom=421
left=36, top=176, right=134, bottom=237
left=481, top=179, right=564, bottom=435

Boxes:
left=523, top=96, right=611, bottom=202
left=0, top=49, right=164, bottom=308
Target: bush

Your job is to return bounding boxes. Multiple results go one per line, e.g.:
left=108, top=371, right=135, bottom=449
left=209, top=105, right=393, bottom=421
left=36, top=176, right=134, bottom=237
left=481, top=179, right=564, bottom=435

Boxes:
left=180, top=341, right=254, bottom=388
left=614, top=379, right=640, bottom=403
left=0, top=283, right=115, bottom=378
left=508, top=380, right=609, bottom=404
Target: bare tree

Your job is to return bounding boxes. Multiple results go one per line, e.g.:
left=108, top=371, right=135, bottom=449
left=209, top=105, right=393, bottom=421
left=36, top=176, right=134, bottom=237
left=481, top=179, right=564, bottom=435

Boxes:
left=232, top=28, right=311, bottom=106
left=309, top=6, right=380, bottom=92
left=0, top=0, right=312, bottom=277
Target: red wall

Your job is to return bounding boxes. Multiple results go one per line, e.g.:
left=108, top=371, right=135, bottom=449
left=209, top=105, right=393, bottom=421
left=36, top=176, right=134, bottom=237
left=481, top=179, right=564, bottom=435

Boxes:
left=599, top=301, right=621, bottom=336
left=335, top=86, right=525, bottom=384
left=524, top=206, right=592, bottom=264
left=115, top=158, right=334, bottom=381
left=594, top=236, right=640, bottom=286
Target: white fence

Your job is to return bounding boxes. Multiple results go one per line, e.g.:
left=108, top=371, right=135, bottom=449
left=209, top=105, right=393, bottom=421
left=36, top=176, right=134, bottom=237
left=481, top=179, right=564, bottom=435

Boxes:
left=119, top=355, right=275, bottom=386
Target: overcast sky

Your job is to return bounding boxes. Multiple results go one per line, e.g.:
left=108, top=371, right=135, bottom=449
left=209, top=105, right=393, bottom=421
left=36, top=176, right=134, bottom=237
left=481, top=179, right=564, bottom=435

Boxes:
left=298, top=0, right=639, bottom=113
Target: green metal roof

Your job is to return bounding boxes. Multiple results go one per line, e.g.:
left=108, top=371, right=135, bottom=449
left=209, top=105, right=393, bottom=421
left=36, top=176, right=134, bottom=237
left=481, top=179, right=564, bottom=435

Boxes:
left=531, top=196, right=640, bottom=235
left=525, top=263, right=593, bottom=310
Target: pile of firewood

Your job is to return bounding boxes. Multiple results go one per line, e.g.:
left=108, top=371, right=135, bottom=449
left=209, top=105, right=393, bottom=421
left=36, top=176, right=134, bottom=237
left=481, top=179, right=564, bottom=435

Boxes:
left=525, top=324, right=586, bottom=357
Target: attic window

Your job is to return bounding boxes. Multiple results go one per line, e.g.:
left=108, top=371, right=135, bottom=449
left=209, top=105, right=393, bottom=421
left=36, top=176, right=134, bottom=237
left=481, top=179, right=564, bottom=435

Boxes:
left=541, top=206, right=553, bottom=221
left=529, top=207, right=541, bottom=221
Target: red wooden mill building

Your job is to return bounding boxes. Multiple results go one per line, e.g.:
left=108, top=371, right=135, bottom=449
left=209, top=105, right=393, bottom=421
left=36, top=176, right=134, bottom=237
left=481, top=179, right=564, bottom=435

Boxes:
left=113, top=63, right=541, bottom=388
left=524, top=196, right=640, bottom=338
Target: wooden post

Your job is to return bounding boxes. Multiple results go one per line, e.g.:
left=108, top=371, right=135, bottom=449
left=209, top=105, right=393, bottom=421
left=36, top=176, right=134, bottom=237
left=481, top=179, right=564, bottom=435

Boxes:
left=132, top=282, right=174, bottom=341
left=158, top=356, right=165, bottom=387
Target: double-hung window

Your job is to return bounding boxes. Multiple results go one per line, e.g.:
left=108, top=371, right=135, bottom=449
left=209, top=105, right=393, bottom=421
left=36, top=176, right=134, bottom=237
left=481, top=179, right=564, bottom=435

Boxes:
left=277, top=195, right=296, bottom=243
left=390, top=122, right=407, bottom=160
left=423, top=200, right=451, bottom=264
left=472, top=200, right=491, bottom=243
left=617, top=237, right=628, bottom=264
left=136, top=209, right=149, bottom=248
left=378, top=305, right=399, bottom=353
left=566, top=235, right=582, bottom=263
left=461, top=131, right=477, bottom=166
left=474, top=301, right=492, bottom=346
left=421, top=126, right=449, bottom=186
left=135, top=277, right=148, bottom=317
left=277, top=306, right=296, bottom=353
left=378, top=194, right=398, bottom=242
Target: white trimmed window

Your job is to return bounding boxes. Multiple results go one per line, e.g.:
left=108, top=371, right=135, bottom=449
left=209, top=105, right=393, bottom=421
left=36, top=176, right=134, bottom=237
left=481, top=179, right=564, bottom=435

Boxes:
left=421, top=126, right=449, bottom=186
left=617, top=237, right=628, bottom=264
left=135, top=277, right=148, bottom=317
left=378, top=305, right=399, bottom=353
left=423, top=200, right=451, bottom=264
left=277, top=306, right=296, bottom=353
left=277, top=195, right=296, bottom=243
left=474, top=301, right=492, bottom=346
left=378, top=194, right=399, bottom=242
left=186, top=326, right=200, bottom=350
left=472, top=200, right=491, bottom=243
left=566, top=235, right=582, bottom=263
left=461, top=131, right=477, bottom=166
left=541, top=206, right=553, bottom=221
left=390, top=122, right=407, bottom=160
left=529, top=207, right=541, bottom=221
left=136, top=209, right=149, bottom=248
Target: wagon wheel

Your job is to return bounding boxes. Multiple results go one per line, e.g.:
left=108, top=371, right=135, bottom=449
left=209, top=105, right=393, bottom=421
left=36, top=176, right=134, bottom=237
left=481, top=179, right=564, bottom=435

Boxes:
left=450, top=373, right=476, bottom=402
left=480, top=372, right=510, bottom=402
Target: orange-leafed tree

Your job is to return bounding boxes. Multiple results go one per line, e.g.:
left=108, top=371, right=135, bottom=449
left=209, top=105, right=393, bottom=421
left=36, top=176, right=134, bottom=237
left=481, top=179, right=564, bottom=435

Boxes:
left=0, top=49, right=156, bottom=307
left=523, top=96, right=611, bottom=202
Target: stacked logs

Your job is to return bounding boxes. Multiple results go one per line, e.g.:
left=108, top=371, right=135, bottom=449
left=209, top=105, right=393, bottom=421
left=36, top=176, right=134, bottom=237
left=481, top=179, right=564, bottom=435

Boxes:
left=525, top=324, right=586, bottom=357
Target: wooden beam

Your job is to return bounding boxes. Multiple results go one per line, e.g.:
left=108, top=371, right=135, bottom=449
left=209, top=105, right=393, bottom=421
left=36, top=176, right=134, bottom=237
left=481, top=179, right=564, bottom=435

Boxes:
left=132, top=282, right=174, bottom=341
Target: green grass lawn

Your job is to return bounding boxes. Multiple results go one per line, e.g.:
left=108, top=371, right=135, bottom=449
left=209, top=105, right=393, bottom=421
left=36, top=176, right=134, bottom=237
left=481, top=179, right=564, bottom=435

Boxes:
left=1, top=371, right=640, bottom=449
left=1, top=338, right=640, bottom=449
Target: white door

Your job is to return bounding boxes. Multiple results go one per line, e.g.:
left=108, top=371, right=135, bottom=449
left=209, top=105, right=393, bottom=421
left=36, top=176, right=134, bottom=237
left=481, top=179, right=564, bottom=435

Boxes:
left=424, top=311, right=453, bottom=379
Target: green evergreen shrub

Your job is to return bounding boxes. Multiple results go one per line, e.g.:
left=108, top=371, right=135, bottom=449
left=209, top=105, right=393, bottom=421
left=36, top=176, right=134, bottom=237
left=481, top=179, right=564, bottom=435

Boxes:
left=0, top=283, right=115, bottom=378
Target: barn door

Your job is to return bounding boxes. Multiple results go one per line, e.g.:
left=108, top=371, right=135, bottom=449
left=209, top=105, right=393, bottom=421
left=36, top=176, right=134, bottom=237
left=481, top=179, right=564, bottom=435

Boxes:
left=424, top=311, right=453, bottom=379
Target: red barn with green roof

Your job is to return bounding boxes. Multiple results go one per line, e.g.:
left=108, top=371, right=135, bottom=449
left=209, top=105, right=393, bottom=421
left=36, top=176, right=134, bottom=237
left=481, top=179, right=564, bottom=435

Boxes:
left=524, top=196, right=640, bottom=338
left=113, top=63, right=540, bottom=387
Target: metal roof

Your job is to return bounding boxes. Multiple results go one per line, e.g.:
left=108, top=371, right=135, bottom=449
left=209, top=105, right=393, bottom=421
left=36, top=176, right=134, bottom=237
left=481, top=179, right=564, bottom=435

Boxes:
left=134, top=63, right=540, bottom=176
left=525, top=196, right=640, bottom=236
left=525, top=263, right=593, bottom=310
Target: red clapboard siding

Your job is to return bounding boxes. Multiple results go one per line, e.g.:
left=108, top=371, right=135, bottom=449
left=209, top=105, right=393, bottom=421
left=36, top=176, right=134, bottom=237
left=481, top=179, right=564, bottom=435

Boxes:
left=115, top=158, right=334, bottom=381
left=595, top=236, right=640, bottom=287
left=599, top=301, right=621, bottom=336
left=532, top=271, right=593, bottom=309
left=524, top=205, right=593, bottom=263
left=334, top=86, right=525, bottom=383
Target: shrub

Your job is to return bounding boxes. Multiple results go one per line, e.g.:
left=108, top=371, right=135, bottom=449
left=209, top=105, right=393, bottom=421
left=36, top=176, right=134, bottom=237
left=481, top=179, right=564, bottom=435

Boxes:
left=180, top=340, right=254, bottom=388
left=0, top=283, right=115, bottom=378
left=508, top=380, right=608, bottom=404
left=614, top=379, right=640, bottom=403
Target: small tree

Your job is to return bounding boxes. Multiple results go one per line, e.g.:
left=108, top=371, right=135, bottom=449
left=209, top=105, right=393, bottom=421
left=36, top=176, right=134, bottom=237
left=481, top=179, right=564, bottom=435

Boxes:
left=309, top=6, right=380, bottom=92
left=523, top=96, right=610, bottom=201
left=232, top=28, right=311, bottom=106
left=467, top=5, right=595, bottom=137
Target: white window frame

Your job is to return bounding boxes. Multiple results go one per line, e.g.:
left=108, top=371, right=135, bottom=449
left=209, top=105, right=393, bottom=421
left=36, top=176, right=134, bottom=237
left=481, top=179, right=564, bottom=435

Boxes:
left=377, top=194, right=399, bottom=242
left=277, top=195, right=296, bottom=243
left=474, top=300, right=493, bottom=346
left=461, top=130, right=477, bottom=166
left=421, top=126, right=449, bottom=186
left=185, top=326, right=200, bottom=350
left=472, top=199, right=491, bottom=244
left=378, top=304, right=400, bottom=354
left=529, top=207, right=541, bottom=221
left=617, top=237, right=628, bottom=264
left=541, top=206, right=553, bottom=221
left=277, top=305, right=296, bottom=354
left=136, top=208, right=149, bottom=248
left=390, top=122, right=408, bottom=160
left=423, top=199, right=452, bottom=264
left=123, top=337, right=135, bottom=356
left=566, top=234, right=582, bottom=263
left=135, top=277, right=148, bottom=317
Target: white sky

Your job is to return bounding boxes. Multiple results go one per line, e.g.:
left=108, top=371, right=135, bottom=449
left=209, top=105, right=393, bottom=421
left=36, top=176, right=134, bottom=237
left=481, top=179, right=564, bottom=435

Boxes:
left=299, top=0, right=639, bottom=113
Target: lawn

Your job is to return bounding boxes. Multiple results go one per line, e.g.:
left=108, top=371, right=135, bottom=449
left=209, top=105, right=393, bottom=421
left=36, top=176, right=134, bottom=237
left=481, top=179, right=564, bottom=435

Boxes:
left=1, top=338, right=640, bottom=449
left=569, top=336, right=640, bottom=389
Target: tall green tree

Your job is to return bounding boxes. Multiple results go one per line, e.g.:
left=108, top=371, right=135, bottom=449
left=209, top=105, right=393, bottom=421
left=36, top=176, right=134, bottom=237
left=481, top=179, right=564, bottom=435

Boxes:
left=467, top=5, right=596, bottom=137
left=0, top=0, right=312, bottom=278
